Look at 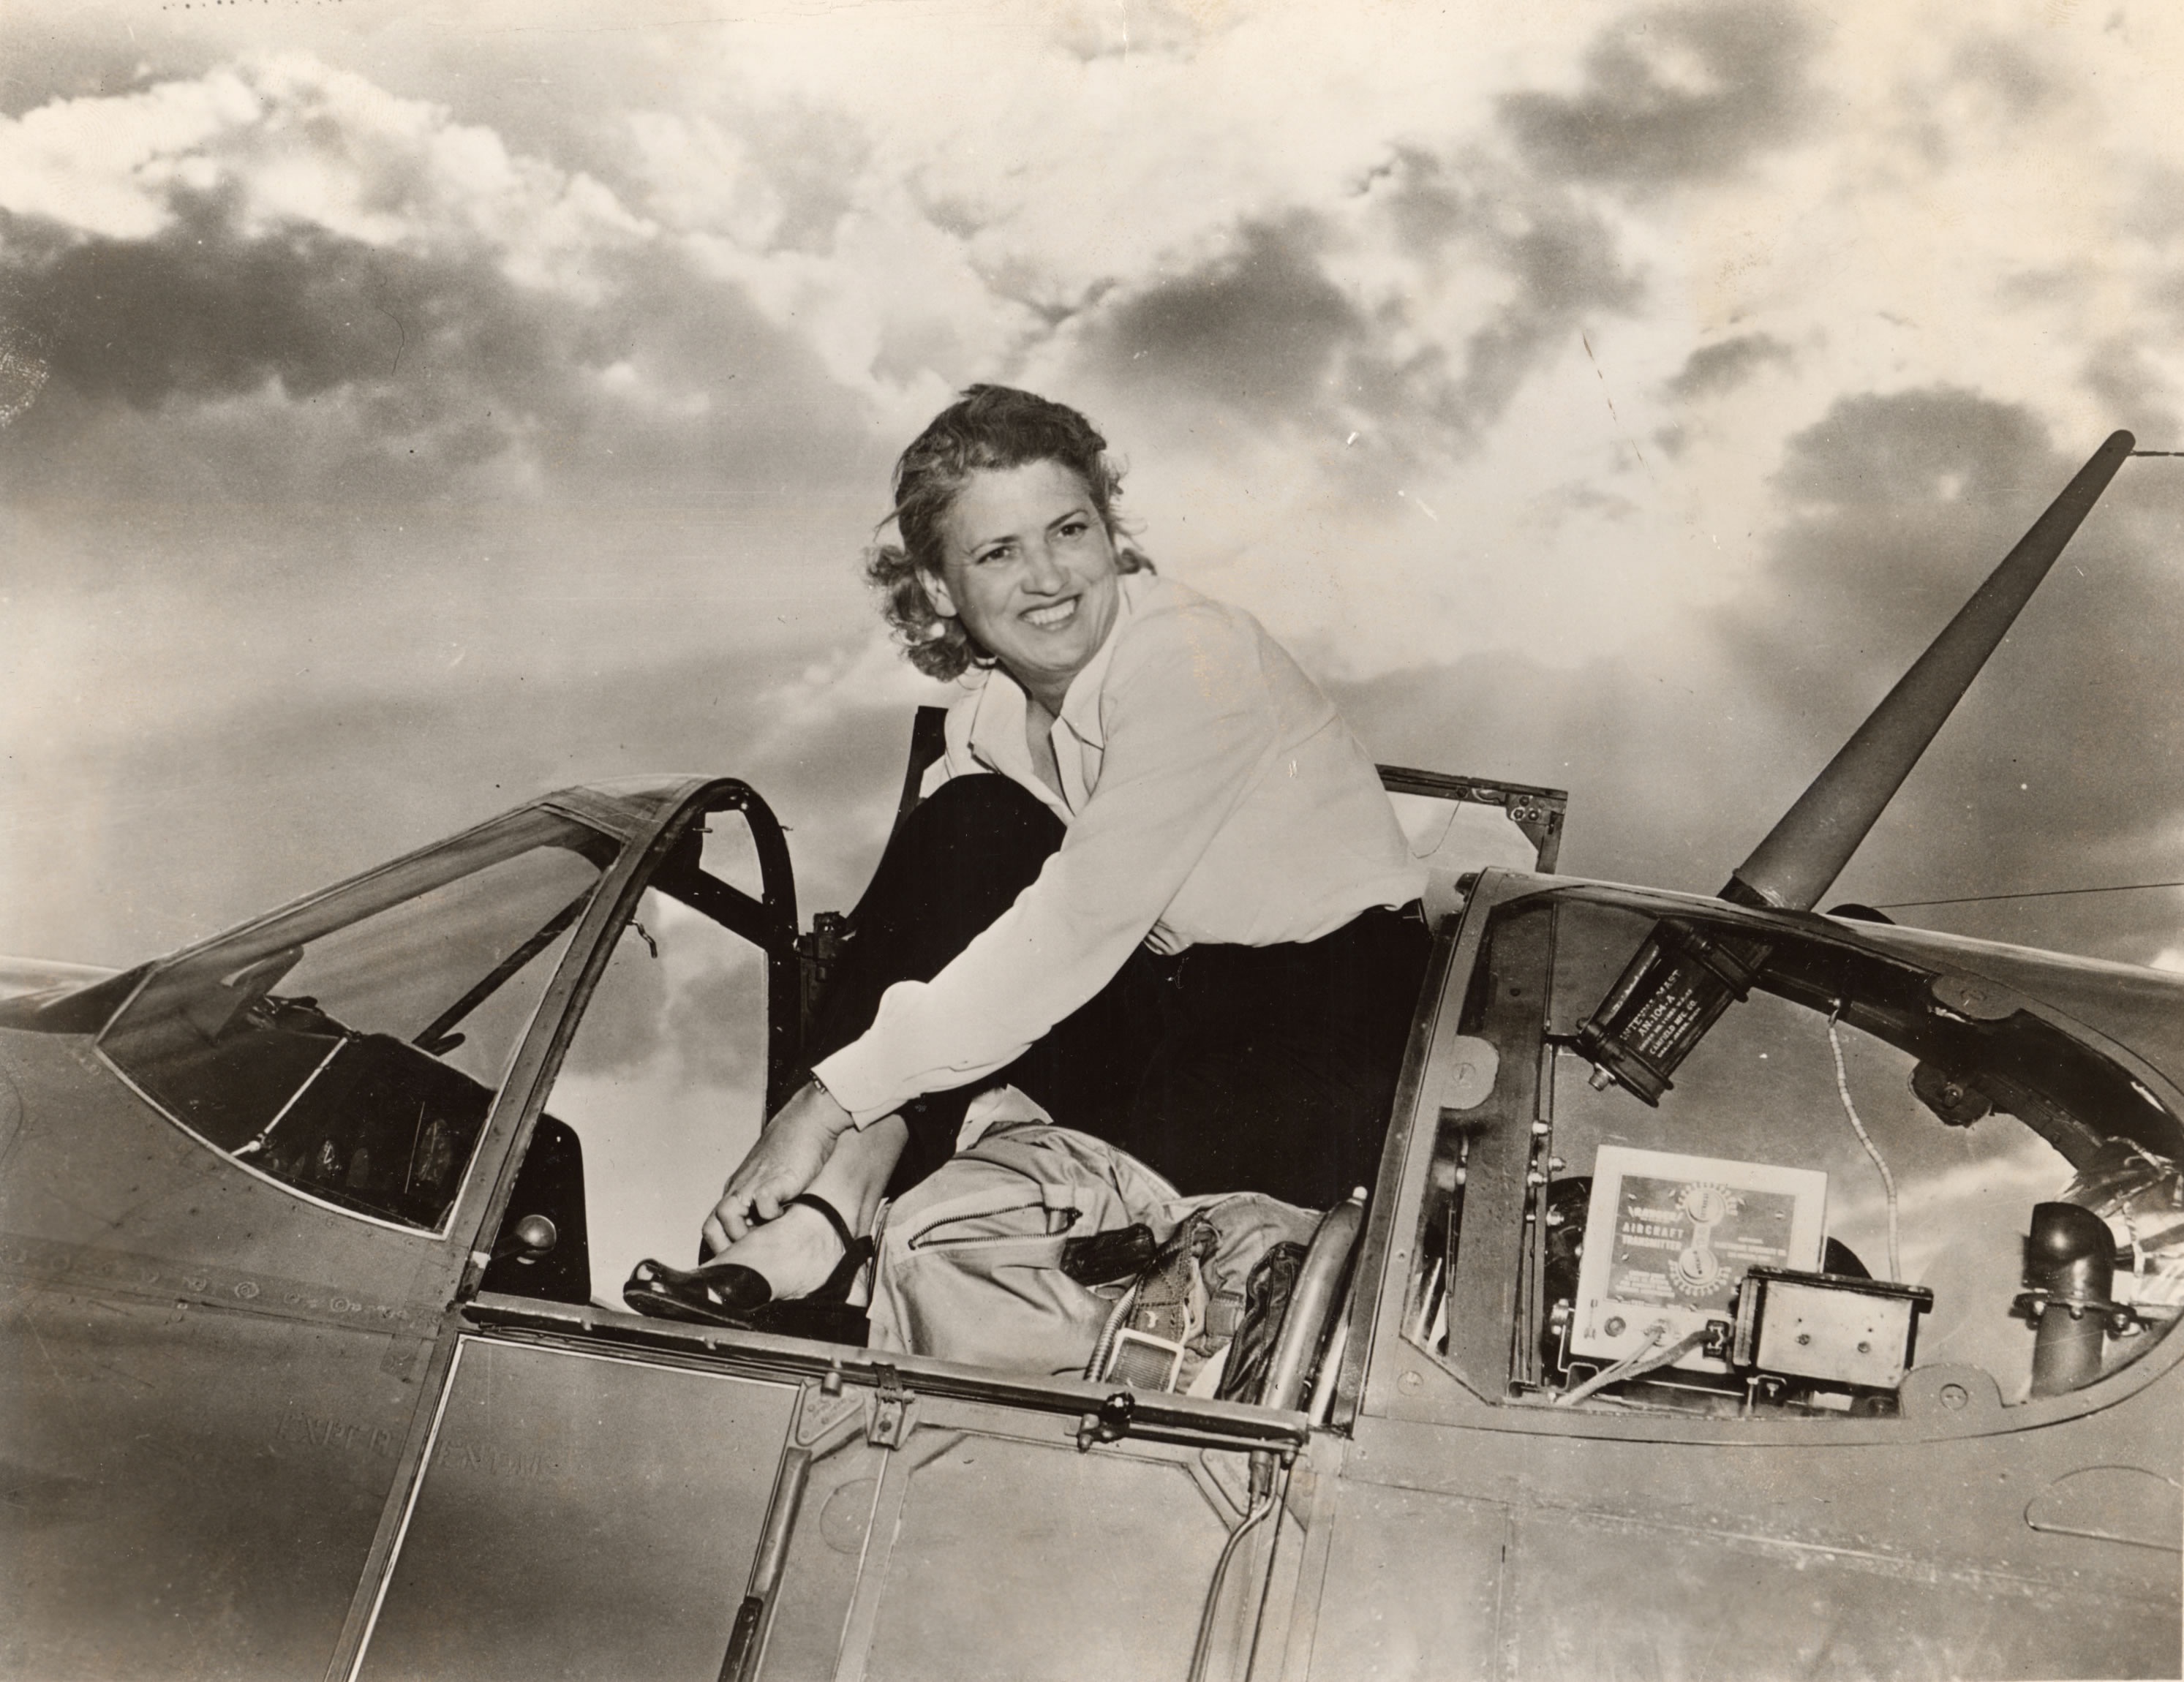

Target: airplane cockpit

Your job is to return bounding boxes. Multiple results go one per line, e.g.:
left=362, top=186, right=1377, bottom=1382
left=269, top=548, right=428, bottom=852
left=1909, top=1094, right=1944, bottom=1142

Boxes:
left=41, top=769, right=2184, bottom=1428
left=1400, top=883, right=2184, bottom=1424
left=80, top=809, right=615, bottom=1250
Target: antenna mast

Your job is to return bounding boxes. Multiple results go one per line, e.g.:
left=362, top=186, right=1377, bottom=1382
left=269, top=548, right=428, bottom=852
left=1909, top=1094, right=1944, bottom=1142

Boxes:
left=1723, top=430, right=2136, bottom=912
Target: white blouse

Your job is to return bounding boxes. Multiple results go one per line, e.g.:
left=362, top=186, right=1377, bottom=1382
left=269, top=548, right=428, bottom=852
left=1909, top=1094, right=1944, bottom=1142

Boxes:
left=812, top=572, right=1426, bottom=1127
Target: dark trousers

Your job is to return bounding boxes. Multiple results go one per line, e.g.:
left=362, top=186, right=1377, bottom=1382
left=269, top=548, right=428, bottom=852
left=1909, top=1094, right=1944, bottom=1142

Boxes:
left=807, top=775, right=1431, bottom=1210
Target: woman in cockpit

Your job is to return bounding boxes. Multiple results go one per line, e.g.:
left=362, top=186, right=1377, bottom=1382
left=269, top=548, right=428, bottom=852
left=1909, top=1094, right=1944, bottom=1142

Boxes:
left=628, top=385, right=1431, bottom=1324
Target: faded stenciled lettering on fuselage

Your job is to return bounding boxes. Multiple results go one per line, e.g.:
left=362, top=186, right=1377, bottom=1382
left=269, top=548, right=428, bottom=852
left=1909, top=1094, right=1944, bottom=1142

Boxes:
left=271, top=1406, right=401, bottom=1460
left=270, top=1408, right=553, bottom=1476
left=0, top=1230, right=425, bottom=1330
left=449, top=1443, right=551, bottom=1479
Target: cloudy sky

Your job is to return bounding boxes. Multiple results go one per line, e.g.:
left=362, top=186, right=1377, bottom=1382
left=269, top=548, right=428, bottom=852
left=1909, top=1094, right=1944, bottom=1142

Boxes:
left=4, top=0, right=2181, bottom=981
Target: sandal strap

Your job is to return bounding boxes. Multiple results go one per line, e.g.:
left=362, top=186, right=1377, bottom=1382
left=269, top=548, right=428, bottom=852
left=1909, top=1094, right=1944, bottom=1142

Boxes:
left=789, top=1191, right=856, bottom=1257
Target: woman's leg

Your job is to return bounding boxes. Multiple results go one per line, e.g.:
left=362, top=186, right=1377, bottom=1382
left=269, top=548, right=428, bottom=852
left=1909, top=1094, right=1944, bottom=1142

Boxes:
left=805, top=774, right=1071, bottom=1193
left=698, top=1116, right=907, bottom=1294
left=807, top=775, right=1068, bottom=1060
left=697, top=775, right=1088, bottom=1293
left=1120, top=907, right=1433, bottom=1208
left=803, top=772, right=1162, bottom=1194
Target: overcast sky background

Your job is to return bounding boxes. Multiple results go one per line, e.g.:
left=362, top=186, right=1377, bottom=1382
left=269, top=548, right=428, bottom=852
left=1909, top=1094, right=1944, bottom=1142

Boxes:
left=3, top=0, right=2181, bottom=980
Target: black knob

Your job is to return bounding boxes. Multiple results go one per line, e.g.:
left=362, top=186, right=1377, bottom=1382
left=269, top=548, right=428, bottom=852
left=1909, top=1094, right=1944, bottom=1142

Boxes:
left=502, top=1214, right=558, bottom=1263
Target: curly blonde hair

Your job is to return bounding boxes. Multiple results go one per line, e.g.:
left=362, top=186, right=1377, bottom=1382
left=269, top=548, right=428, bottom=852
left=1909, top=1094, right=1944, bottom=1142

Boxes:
left=867, top=385, right=1153, bottom=681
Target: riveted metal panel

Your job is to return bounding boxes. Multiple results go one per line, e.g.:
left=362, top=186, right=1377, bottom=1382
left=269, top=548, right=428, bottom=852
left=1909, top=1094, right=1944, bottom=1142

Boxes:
left=837, top=1397, right=1268, bottom=1682
left=1305, top=1482, right=1507, bottom=1682
left=1504, top=1501, right=2171, bottom=1682
left=1, top=1286, right=428, bottom=1681
left=1, top=1028, right=446, bottom=1682
left=355, top=1338, right=797, bottom=1682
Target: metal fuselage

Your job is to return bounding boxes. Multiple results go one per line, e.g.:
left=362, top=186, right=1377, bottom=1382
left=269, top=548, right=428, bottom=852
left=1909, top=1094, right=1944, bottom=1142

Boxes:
left=3, top=765, right=2179, bottom=1682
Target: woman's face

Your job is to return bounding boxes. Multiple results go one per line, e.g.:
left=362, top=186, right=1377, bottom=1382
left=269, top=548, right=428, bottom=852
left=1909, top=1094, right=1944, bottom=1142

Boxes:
left=926, top=459, right=1123, bottom=706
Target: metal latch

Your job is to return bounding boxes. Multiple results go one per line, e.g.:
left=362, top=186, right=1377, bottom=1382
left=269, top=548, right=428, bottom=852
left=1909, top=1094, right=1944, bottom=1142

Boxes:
left=867, top=1363, right=914, bottom=1448
left=1077, top=1391, right=1135, bottom=1452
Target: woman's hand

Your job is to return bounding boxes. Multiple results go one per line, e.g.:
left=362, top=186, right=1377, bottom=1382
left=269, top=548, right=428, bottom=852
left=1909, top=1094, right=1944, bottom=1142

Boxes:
left=703, top=1079, right=857, bottom=1254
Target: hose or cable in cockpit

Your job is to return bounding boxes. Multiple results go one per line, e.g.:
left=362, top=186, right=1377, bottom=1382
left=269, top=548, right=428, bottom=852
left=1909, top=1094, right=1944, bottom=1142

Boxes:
left=1554, top=1320, right=1710, bottom=1407
left=1189, top=1452, right=1279, bottom=1682
left=1828, top=1004, right=1902, bottom=1283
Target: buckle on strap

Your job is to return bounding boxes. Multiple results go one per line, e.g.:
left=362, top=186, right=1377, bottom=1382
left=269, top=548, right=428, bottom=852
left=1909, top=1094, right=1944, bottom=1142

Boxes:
left=1088, top=1215, right=1216, bottom=1392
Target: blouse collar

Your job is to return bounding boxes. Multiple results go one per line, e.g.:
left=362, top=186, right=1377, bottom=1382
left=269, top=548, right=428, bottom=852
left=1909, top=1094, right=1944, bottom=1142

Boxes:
left=957, top=569, right=1155, bottom=806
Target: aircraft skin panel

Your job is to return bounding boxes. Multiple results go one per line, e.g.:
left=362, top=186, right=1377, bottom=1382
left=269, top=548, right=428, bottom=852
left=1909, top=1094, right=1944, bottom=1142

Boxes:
left=1500, top=1501, right=2173, bottom=1682
left=0, top=1289, right=426, bottom=1682
left=846, top=1406, right=1255, bottom=1682
left=1318, top=1392, right=2182, bottom=1682
left=353, top=1336, right=799, bottom=1682
left=0, top=1025, right=448, bottom=1682
left=1301, top=1481, right=1509, bottom=1681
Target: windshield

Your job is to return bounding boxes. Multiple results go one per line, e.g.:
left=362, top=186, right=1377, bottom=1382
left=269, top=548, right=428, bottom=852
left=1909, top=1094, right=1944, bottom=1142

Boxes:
left=97, top=810, right=616, bottom=1232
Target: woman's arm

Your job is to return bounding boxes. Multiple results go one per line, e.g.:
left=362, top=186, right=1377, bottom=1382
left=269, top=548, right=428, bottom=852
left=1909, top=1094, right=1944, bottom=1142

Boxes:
left=704, top=1081, right=906, bottom=1249
left=691, top=1106, right=905, bottom=1297
left=813, top=601, right=1279, bottom=1125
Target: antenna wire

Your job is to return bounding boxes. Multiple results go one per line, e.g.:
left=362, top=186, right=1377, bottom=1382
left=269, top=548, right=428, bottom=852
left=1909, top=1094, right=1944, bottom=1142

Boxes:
left=1828, top=1007, right=1902, bottom=1283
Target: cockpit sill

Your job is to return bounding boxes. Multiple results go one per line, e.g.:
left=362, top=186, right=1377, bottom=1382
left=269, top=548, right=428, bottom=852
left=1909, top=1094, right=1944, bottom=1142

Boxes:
left=464, top=1290, right=1314, bottom=1458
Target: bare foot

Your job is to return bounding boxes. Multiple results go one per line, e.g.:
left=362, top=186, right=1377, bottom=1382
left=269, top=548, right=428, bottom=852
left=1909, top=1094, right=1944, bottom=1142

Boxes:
left=705, top=1200, right=846, bottom=1301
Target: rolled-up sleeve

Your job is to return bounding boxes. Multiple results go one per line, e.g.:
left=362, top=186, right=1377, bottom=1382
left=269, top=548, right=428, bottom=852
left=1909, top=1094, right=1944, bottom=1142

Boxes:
left=812, top=604, right=1276, bottom=1125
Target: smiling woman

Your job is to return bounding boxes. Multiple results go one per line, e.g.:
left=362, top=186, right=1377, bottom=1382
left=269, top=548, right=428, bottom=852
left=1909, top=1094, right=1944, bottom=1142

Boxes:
left=864, top=384, right=1155, bottom=692
left=925, top=459, right=1126, bottom=723
left=624, top=386, right=1435, bottom=1371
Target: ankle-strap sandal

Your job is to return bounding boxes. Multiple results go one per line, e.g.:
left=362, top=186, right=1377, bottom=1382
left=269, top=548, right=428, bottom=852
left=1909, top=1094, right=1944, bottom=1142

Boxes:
left=622, top=1193, right=873, bottom=1331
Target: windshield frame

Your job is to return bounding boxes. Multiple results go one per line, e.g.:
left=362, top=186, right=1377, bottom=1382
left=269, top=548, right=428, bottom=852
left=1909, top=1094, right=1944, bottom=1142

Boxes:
left=91, top=804, right=630, bottom=1240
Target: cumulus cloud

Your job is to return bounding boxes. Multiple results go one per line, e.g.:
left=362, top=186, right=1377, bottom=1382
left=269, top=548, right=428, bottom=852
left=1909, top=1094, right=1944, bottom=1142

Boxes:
left=1500, top=0, right=1815, bottom=187
left=4, top=0, right=2183, bottom=992
left=0, top=55, right=650, bottom=284
left=0, top=51, right=870, bottom=525
left=1665, top=331, right=1794, bottom=400
left=1075, top=216, right=1365, bottom=421
left=1050, top=137, right=1644, bottom=542
left=1074, top=142, right=1642, bottom=445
